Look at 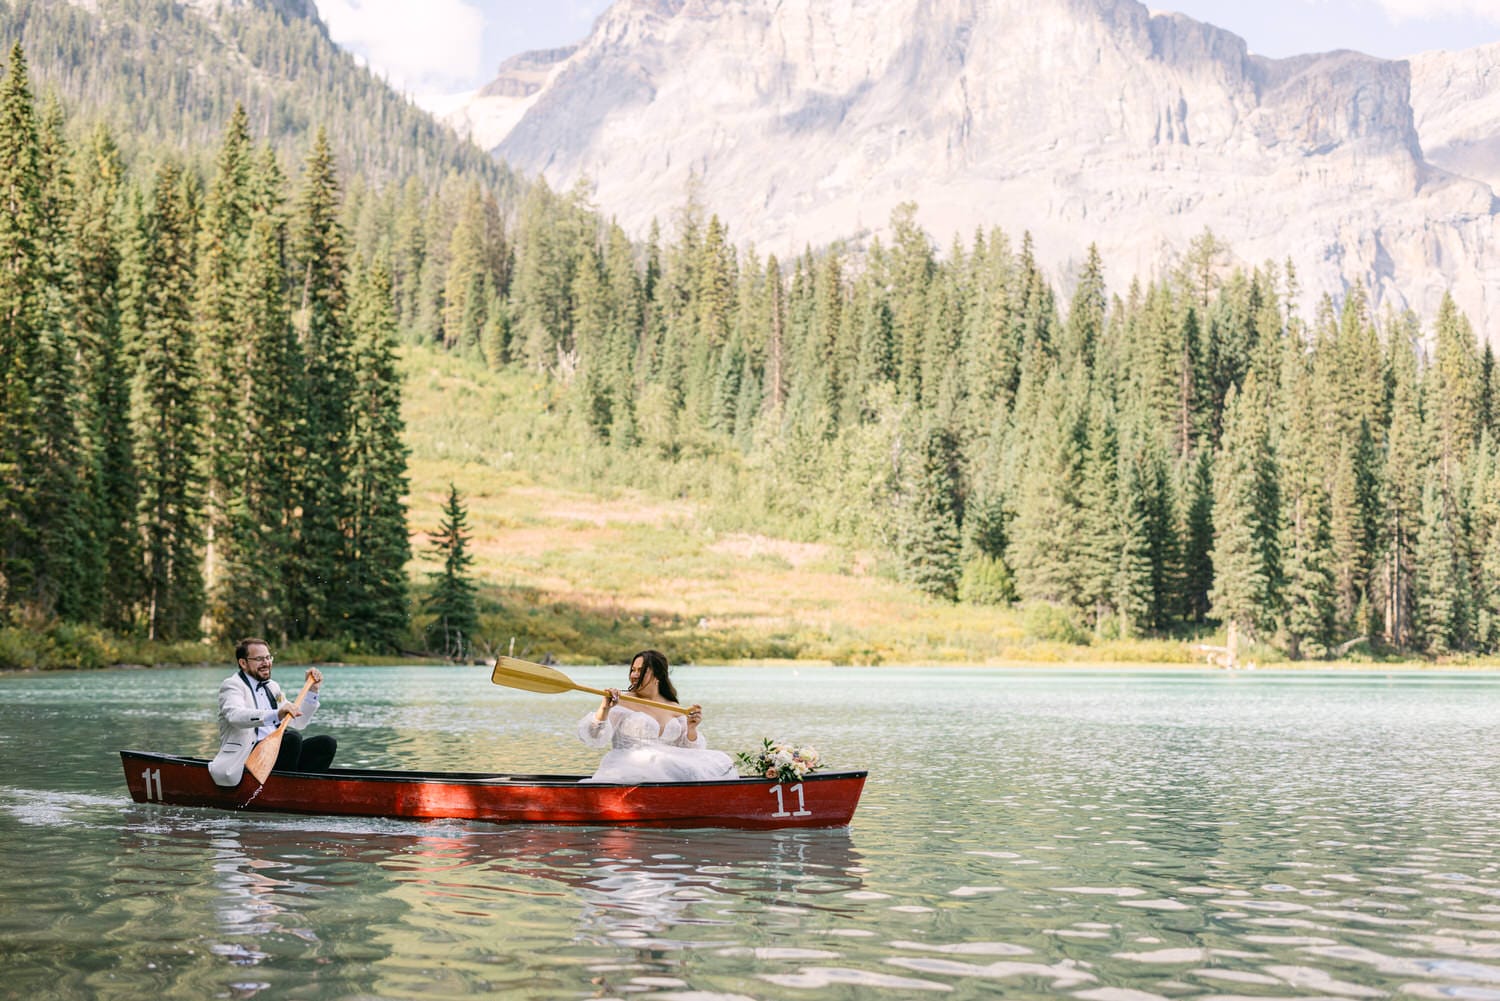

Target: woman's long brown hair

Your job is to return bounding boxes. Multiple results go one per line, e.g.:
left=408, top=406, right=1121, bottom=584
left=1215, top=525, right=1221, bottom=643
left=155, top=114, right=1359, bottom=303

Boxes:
left=630, top=649, right=679, bottom=703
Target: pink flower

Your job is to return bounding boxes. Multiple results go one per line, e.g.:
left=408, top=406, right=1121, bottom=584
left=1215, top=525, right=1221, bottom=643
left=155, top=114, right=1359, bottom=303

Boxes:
left=765, top=766, right=779, bottom=779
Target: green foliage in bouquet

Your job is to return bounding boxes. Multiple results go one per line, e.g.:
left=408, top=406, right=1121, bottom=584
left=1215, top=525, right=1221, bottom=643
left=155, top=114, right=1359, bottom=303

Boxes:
left=736, top=738, right=823, bottom=783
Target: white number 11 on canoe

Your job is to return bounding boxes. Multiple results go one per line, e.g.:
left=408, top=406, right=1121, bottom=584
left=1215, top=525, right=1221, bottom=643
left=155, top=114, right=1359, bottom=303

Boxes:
left=770, top=782, right=812, bottom=817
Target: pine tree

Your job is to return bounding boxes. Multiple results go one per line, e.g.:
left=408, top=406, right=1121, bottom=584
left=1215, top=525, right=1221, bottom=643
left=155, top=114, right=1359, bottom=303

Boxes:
left=71, top=124, right=137, bottom=631
left=1128, top=281, right=1196, bottom=457
left=1428, top=293, right=1483, bottom=484
left=1178, top=228, right=1230, bottom=310
left=898, top=425, right=963, bottom=601
left=1209, top=377, right=1280, bottom=658
left=918, top=242, right=965, bottom=427
left=441, top=182, right=496, bottom=353
left=130, top=162, right=204, bottom=641
left=847, top=268, right=897, bottom=419
left=344, top=257, right=410, bottom=650
left=1280, top=492, right=1338, bottom=659
left=0, top=42, right=46, bottom=614
left=210, top=147, right=300, bottom=641
left=1176, top=448, right=1216, bottom=624
left=1010, top=368, right=1087, bottom=607
left=1414, top=468, right=1472, bottom=655
left=30, top=95, right=92, bottom=619
left=1473, top=437, right=1500, bottom=650
left=762, top=254, right=788, bottom=415
left=1379, top=320, right=1424, bottom=650
left=1140, top=436, right=1181, bottom=631
left=511, top=178, right=579, bottom=372
left=1278, top=351, right=1339, bottom=657
left=958, top=227, right=1020, bottom=430
left=886, top=204, right=934, bottom=403
left=1014, top=232, right=1057, bottom=377
left=1114, top=441, right=1158, bottom=638
left=959, top=477, right=1014, bottom=604
left=426, top=483, right=479, bottom=660
left=1326, top=426, right=1379, bottom=637
left=1076, top=391, right=1120, bottom=628
left=600, top=221, right=641, bottom=445
left=571, top=240, right=615, bottom=439
left=288, top=129, right=353, bottom=641
left=1481, top=343, right=1496, bottom=441
left=196, top=106, right=257, bottom=632
left=1061, top=243, right=1105, bottom=372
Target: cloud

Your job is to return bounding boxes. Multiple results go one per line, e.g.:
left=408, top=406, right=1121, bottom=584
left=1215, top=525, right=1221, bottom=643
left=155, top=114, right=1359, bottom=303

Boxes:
left=314, top=0, right=486, bottom=96
left=1374, top=0, right=1500, bottom=22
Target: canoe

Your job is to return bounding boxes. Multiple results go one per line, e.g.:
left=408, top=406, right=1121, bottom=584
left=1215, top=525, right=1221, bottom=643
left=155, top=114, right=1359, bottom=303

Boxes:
left=119, top=750, right=867, bottom=830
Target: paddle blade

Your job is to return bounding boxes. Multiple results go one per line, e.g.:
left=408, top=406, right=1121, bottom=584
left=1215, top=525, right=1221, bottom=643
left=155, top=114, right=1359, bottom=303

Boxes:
left=491, top=656, right=578, bottom=695
left=242, top=676, right=315, bottom=786
left=243, top=732, right=281, bottom=784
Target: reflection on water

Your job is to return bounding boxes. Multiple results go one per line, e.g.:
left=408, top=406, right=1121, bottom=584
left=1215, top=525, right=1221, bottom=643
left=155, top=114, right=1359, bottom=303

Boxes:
left=103, top=814, right=868, bottom=999
left=1, top=665, right=1499, bottom=999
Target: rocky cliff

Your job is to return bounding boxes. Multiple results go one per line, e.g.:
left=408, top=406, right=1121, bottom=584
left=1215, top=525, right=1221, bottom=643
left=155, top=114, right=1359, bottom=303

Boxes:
left=1411, top=41, right=1500, bottom=194
left=452, top=0, right=1500, bottom=335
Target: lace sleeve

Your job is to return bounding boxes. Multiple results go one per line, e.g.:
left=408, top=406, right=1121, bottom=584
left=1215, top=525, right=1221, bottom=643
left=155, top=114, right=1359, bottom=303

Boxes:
left=666, top=716, right=707, bottom=749
left=578, top=710, right=615, bottom=748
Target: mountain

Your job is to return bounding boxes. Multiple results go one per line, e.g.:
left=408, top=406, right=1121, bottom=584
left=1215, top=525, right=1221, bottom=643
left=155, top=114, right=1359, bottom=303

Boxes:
left=450, top=0, right=1500, bottom=335
left=1, top=0, right=506, bottom=188
left=442, top=45, right=579, bottom=159
left=1411, top=41, right=1500, bottom=194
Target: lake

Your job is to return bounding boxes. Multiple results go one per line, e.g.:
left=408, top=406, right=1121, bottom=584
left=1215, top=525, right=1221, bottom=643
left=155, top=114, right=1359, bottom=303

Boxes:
left=1, top=664, right=1498, bottom=1000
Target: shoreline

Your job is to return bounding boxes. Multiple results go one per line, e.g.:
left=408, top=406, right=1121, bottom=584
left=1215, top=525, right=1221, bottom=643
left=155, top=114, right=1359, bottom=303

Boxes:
left=4, top=658, right=1498, bottom=675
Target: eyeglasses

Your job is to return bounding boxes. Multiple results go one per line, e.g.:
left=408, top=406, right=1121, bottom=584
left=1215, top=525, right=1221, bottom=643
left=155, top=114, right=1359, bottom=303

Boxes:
left=246, top=655, right=274, bottom=666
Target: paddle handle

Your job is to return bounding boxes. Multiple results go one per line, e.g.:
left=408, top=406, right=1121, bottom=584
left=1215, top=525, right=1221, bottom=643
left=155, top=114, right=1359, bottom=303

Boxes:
left=576, top=683, right=693, bottom=715
left=272, top=676, right=317, bottom=734
left=243, top=675, right=316, bottom=784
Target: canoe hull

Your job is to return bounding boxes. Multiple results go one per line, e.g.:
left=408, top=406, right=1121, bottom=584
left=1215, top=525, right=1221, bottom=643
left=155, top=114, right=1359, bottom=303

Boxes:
left=120, top=751, right=866, bottom=829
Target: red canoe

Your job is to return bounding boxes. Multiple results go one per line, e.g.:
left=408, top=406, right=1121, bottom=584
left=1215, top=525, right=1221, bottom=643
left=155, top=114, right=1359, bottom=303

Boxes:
left=120, top=750, right=867, bottom=830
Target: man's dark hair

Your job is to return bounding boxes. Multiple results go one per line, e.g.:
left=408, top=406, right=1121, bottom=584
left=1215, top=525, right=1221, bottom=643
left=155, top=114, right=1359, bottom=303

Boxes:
left=235, top=637, right=269, bottom=663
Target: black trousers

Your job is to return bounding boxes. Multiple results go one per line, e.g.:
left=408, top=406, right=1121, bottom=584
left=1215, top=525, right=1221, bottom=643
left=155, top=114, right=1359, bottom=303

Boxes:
left=273, top=730, right=337, bottom=773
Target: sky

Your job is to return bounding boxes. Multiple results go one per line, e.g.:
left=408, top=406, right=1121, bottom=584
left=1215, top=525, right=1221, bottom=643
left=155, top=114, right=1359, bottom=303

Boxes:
left=312, top=0, right=1500, bottom=109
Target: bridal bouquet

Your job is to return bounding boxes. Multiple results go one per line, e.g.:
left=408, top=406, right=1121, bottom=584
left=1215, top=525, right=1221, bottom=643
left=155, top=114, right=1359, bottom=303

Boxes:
left=736, top=738, right=822, bottom=783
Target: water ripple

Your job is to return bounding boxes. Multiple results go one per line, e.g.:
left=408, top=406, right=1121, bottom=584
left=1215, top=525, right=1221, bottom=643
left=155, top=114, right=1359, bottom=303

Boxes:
left=3, top=665, right=1500, bottom=1000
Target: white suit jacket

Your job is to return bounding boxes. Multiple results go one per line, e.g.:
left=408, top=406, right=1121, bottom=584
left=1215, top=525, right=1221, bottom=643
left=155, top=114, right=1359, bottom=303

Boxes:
left=208, top=670, right=320, bottom=786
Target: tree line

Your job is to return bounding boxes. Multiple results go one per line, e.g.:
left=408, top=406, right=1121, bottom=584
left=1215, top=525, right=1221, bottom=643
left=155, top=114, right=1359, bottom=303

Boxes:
left=0, top=45, right=409, bottom=650
left=392, top=176, right=1500, bottom=659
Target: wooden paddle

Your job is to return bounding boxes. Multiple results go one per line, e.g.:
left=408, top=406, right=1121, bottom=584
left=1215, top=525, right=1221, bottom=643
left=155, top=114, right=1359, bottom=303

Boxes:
left=490, top=656, right=693, bottom=715
left=244, top=676, right=316, bottom=784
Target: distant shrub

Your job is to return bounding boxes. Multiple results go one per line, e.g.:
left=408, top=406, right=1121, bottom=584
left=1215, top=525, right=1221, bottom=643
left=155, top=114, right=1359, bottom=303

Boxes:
left=281, top=639, right=353, bottom=665
left=0, top=627, right=42, bottom=670
left=42, top=622, right=117, bottom=669
left=0, top=621, right=131, bottom=670
left=959, top=555, right=1015, bottom=606
left=1023, top=603, right=1090, bottom=646
left=825, top=642, right=884, bottom=666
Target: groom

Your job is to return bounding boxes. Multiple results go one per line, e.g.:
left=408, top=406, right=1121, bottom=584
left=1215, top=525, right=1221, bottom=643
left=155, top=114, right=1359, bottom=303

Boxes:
left=208, top=637, right=336, bottom=786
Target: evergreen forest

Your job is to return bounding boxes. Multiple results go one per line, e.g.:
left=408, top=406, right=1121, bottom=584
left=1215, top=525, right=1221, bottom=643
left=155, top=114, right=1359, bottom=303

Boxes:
left=2, top=2, right=1499, bottom=668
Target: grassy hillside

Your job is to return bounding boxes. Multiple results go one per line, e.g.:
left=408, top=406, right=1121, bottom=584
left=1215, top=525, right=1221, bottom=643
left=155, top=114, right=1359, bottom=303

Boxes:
left=400, top=344, right=1215, bottom=667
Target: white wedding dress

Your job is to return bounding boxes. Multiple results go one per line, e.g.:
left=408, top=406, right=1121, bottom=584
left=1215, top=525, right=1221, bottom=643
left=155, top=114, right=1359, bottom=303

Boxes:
left=578, top=707, right=738, bottom=783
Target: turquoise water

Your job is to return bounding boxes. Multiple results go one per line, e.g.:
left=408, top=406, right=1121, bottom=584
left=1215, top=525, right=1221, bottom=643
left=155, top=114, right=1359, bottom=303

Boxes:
left=1, top=665, right=1498, bottom=999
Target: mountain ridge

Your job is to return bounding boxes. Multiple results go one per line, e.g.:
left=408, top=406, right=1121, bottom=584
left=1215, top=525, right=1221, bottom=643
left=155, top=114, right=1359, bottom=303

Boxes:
left=451, top=0, right=1500, bottom=335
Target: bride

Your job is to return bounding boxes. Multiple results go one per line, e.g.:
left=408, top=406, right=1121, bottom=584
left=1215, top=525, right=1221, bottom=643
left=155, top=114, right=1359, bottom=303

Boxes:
left=578, top=650, right=738, bottom=783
